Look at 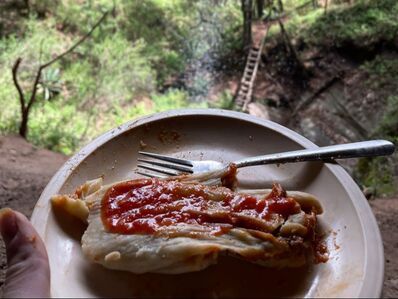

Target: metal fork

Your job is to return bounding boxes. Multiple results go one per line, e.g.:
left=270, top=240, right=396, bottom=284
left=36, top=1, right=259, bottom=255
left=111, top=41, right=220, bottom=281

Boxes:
left=136, top=140, right=395, bottom=178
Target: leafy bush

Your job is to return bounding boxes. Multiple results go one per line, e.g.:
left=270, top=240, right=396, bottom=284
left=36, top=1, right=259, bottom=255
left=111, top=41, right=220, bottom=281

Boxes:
left=151, top=89, right=207, bottom=112
left=209, top=90, right=235, bottom=110
left=0, top=0, right=242, bottom=154
left=361, top=54, right=398, bottom=89
left=355, top=95, right=398, bottom=197
left=353, top=55, right=398, bottom=197
left=0, top=17, right=68, bottom=134
left=301, top=0, right=398, bottom=47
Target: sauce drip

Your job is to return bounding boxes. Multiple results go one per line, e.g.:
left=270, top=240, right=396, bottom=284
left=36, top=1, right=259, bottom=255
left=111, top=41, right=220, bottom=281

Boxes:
left=101, top=179, right=299, bottom=235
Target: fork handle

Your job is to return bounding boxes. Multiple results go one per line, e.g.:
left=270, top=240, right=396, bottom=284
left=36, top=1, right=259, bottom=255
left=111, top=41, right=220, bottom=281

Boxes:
left=234, top=140, right=395, bottom=168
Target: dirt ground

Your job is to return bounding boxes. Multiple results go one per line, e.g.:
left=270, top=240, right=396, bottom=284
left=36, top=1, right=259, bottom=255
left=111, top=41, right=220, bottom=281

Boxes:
left=0, top=134, right=397, bottom=297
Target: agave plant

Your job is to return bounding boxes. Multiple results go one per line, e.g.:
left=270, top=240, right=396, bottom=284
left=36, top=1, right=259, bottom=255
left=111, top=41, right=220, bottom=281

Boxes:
left=37, top=68, right=63, bottom=101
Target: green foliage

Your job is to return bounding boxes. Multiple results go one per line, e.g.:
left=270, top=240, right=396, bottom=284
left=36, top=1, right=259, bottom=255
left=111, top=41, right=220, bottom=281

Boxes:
left=38, top=68, right=62, bottom=101
left=361, top=55, right=398, bottom=89
left=355, top=95, right=398, bottom=197
left=27, top=102, right=89, bottom=155
left=0, top=0, right=241, bottom=155
left=209, top=90, right=235, bottom=110
left=0, top=17, right=68, bottom=135
left=151, top=89, right=208, bottom=112
left=283, top=8, right=324, bottom=35
left=375, top=96, right=398, bottom=142
left=356, top=156, right=396, bottom=196
left=361, top=54, right=398, bottom=142
left=352, top=54, right=398, bottom=197
left=299, top=0, right=398, bottom=47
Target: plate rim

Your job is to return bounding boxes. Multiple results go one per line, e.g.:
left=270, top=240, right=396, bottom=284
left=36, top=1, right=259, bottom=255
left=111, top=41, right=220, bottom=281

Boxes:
left=31, top=108, right=384, bottom=298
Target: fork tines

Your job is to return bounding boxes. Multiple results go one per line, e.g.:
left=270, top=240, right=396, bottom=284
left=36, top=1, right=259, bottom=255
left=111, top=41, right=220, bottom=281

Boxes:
left=137, top=151, right=193, bottom=178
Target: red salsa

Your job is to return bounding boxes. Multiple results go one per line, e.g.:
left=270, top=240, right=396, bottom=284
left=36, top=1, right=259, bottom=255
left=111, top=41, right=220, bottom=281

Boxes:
left=101, top=179, right=299, bottom=235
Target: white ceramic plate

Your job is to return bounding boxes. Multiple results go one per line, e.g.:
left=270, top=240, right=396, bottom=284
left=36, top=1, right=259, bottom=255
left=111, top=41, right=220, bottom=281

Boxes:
left=31, top=109, right=383, bottom=298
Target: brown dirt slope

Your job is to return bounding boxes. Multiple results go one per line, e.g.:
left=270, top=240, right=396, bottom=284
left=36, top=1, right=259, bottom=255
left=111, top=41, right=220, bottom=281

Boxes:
left=0, top=134, right=396, bottom=297
left=0, top=135, right=67, bottom=293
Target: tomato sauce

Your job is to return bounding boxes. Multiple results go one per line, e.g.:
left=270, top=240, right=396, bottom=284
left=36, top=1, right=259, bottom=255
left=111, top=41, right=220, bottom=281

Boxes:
left=101, top=179, right=299, bottom=235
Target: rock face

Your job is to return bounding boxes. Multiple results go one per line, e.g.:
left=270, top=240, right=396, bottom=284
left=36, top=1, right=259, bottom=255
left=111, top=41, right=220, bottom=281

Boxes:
left=247, top=102, right=270, bottom=120
left=291, top=77, right=384, bottom=147
left=252, top=50, right=397, bottom=181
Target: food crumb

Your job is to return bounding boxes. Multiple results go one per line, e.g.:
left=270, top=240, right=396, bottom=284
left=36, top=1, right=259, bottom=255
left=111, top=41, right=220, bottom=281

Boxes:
left=313, top=232, right=329, bottom=263
left=332, top=230, right=340, bottom=250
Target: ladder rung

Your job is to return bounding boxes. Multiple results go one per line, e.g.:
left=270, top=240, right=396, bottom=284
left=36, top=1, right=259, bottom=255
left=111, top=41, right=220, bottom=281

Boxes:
left=236, top=42, right=264, bottom=108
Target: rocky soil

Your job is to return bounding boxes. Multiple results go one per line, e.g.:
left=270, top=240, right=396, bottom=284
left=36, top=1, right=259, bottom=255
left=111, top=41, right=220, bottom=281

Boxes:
left=0, top=134, right=396, bottom=297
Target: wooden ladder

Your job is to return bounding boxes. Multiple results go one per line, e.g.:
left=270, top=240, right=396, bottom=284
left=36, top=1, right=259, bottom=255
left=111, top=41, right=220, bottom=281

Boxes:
left=234, top=25, right=269, bottom=111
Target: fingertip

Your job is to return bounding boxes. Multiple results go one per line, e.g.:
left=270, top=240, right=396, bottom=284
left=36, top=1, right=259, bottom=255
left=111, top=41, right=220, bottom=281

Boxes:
left=0, top=208, right=18, bottom=244
left=1, top=209, right=51, bottom=298
left=0, top=208, right=14, bottom=220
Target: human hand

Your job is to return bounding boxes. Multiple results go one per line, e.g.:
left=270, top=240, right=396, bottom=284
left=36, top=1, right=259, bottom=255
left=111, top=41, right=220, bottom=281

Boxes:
left=0, top=208, right=50, bottom=298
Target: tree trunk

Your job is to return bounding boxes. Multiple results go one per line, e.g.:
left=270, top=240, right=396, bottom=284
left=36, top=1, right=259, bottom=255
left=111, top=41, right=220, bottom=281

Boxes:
left=241, top=0, right=253, bottom=51
left=324, top=0, right=328, bottom=14
left=256, top=0, right=264, bottom=18
left=19, top=109, right=28, bottom=138
left=278, top=19, right=309, bottom=82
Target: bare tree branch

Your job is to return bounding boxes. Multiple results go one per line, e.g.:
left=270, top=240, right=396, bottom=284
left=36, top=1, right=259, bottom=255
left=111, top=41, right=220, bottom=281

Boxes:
left=26, top=65, right=44, bottom=112
left=27, top=11, right=109, bottom=113
left=41, top=11, right=109, bottom=70
left=12, top=10, right=109, bottom=138
left=12, top=58, right=26, bottom=111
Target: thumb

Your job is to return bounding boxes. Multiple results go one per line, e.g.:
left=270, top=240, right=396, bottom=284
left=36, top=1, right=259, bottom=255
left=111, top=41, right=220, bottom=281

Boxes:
left=0, top=208, right=50, bottom=298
